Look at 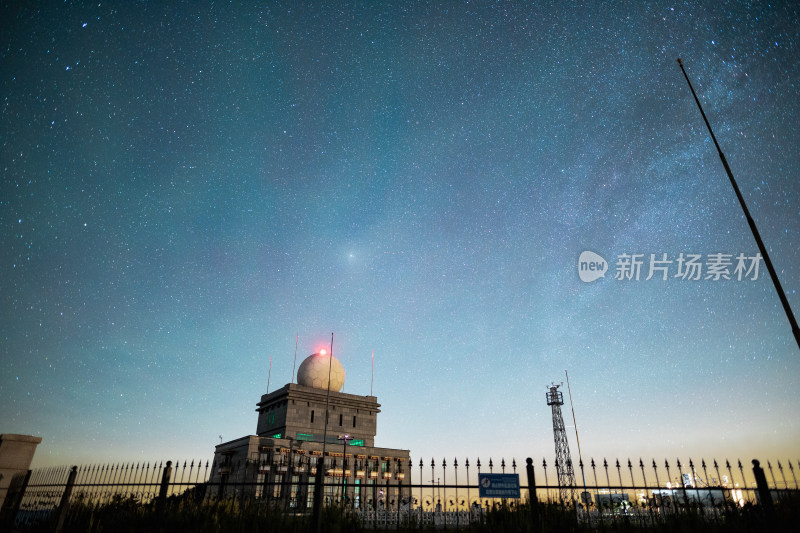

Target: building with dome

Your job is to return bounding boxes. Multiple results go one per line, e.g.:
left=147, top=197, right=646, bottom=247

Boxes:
left=210, top=350, right=410, bottom=510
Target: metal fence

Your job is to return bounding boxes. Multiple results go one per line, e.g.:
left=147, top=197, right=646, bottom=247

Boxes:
left=2, top=454, right=798, bottom=531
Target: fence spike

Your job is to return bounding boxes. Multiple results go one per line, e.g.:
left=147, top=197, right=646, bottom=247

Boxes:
left=713, top=459, right=723, bottom=491
left=651, top=459, right=661, bottom=489
left=787, top=460, right=798, bottom=489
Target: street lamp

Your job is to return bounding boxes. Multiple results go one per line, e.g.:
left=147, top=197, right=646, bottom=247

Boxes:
left=338, top=434, right=352, bottom=504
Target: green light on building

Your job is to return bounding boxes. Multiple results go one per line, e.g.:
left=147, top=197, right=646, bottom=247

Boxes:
left=297, top=433, right=314, bottom=441
left=349, top=439, right=364, bottom=447
left=271, top=433, right=282, bottom=439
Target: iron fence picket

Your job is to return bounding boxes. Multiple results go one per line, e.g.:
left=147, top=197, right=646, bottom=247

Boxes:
left=138, top=462, right=149, bottom=502
left=102, top=462, right=116, bottom=504
left=92, top=463, right=106, bottom=503
left=85, top=463, right=99, bottom=504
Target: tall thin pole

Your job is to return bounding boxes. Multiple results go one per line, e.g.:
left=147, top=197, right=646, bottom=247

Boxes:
left=266, top=355, right=272, bottom=393
left=565, top=371, right=586, bottom=487
left=291, top=333, right=299, bottom=384
left=321, top=334, right=334, bottom=455
left=316, top=333, right=334, bottom=533
left=370, top=349, right=374, bottom=396
left=677, top=58, right=800, bottom=352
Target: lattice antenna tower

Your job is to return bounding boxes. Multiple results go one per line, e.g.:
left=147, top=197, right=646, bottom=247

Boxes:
left=546, top=383, right=576, bottom=503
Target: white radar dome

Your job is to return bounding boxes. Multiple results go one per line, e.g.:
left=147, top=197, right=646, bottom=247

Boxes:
left=297, top=351, right=345, bottom=392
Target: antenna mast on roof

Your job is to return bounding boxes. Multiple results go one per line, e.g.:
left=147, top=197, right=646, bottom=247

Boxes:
left=314, top=333, right=334, bottom=533
left=291, top=333, right=299, bottom=384
left=266, top=354, right=272, bottom=394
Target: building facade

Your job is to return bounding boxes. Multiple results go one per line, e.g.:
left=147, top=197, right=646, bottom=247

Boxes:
left=211, top=351, right=410, bottom=510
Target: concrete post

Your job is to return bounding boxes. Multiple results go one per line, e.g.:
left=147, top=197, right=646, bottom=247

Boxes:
left=526, top=458, right=541, bottom=533
left=156, top=461, right=172, bottom=513
left=312, top=456, right=325, bottom=533
left=54, top=466, right=77, bottom=533
left=752, top=459, right=773, bottom=514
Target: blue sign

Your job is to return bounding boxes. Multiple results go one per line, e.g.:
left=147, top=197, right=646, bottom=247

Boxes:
left=478, top=473, right=521, bottom=498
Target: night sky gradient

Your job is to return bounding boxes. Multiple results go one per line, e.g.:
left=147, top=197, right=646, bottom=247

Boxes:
left=1, top=1, right=798, bottom=468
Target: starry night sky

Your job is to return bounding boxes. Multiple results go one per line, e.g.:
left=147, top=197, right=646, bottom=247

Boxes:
left=2, top=2, right=798, bottom=468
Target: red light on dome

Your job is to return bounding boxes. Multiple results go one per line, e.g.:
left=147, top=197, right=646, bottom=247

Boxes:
left=319, top=348, right=327, bottom=356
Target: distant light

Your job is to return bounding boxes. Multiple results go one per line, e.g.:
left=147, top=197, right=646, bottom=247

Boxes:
left=320, top=349, right=327, bottom=356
